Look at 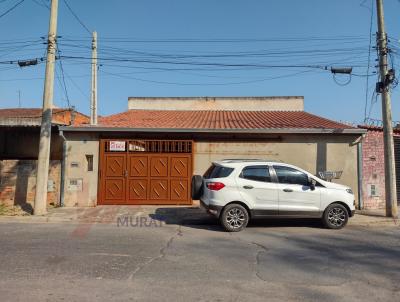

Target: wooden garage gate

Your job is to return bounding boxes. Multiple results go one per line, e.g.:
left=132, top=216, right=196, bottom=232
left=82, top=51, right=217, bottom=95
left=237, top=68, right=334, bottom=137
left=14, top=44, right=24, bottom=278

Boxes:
left=99, top=140, right=193, bottom=205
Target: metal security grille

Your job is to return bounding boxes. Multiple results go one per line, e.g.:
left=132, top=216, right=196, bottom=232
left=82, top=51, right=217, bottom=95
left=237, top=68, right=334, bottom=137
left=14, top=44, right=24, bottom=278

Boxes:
left=128, top=140, right=192, bottom=153
left=394, top=136, right=400, bottom=204
left=99, top=139, right=193, bottom=205
left=103, top=140, right=192, bottom=153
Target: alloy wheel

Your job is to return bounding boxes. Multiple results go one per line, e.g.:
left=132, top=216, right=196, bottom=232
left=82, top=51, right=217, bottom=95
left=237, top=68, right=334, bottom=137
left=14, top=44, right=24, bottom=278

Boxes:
left=226, top=207, right=246, bottom=229
left=327, top=207, right=346, bottom=227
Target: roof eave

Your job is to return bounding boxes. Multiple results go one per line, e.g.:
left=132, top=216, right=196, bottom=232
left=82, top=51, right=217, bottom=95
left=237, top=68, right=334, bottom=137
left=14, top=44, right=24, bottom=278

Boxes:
left=58, top=126, right=366, bottom=135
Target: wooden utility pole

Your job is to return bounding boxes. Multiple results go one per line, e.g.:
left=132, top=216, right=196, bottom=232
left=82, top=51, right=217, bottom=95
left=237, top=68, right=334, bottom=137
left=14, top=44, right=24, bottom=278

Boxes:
left=90, top=31, right=98, bottom=125
left=34, top=0, right=58, bottom=215
left=376, top=0, right=398, bottom=218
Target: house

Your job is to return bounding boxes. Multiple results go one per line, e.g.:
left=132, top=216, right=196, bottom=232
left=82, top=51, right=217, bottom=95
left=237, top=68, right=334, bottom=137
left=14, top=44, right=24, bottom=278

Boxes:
left=358, top=125, right=400, bottom=209
left=0, top=108, right=89, bottom=211
left=57, top=97, right=366, bottom=207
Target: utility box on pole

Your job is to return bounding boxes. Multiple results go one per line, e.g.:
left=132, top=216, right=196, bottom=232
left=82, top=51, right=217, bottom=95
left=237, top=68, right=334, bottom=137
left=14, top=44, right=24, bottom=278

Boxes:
left=34, top=0, right=58, bottom=215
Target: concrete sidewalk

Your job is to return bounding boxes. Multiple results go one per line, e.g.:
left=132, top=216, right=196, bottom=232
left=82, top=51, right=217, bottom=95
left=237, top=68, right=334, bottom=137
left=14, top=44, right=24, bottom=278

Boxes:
left=0, top=203, right=398, bottom=227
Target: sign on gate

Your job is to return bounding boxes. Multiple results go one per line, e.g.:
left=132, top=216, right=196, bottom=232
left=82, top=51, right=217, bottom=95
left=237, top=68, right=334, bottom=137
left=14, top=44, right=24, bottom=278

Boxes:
left=109, top=141, right=126, bottom=152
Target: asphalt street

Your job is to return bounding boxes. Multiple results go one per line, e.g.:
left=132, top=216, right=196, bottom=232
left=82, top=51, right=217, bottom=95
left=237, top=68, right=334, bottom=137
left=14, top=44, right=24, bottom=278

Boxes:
left=0, top=215, right=399, bottom=302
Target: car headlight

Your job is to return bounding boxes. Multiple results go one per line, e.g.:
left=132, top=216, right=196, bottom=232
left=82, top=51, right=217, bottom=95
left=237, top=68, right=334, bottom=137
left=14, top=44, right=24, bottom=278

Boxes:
left=346, top=188, right=353, bottom=194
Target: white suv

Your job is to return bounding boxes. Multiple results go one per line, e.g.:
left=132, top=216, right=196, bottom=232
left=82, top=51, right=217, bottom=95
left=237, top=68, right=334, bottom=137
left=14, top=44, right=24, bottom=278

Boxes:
left=191, top=159, right=355, bottom=232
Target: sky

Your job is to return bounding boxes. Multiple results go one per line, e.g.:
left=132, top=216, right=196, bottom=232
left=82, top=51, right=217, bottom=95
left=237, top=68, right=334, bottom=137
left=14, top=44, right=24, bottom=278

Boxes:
left=0, top=0, right=399, bottom=124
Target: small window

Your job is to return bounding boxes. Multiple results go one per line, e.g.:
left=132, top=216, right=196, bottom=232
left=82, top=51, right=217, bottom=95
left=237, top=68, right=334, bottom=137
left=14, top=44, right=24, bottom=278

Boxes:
left=86, top=155, right=93, bottom=172
left=274, top=165, right=309, bottom=186
left=369, top=184, right=379, bottom=197
left=240, top=165, right=271, bottom=182
left=203, top=164, right=234, bottom=179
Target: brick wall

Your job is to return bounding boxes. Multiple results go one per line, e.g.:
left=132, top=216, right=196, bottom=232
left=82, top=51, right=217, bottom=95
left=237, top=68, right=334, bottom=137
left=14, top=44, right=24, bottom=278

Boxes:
left=362, top=130, right=386, bottom=209
left=0, top=160, right=61, bottom=212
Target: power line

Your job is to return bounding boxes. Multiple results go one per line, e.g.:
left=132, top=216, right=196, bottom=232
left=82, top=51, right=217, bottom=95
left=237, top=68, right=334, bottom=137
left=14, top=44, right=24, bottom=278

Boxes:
left=364, top=0, right=375, bottom=121
left=100, top=69, right=319, bottom=86
left=62, top=0, right=91, bottom=35
left=56, top=48, right=71, bottom=107
left=31, top=0, right=49, bottom=9
left=0, top=0, right=25, bottom=19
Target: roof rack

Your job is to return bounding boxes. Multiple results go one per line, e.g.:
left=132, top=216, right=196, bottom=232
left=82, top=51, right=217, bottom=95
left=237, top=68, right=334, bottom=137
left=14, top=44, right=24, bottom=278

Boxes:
left=219, top=159, right=282, bottom=163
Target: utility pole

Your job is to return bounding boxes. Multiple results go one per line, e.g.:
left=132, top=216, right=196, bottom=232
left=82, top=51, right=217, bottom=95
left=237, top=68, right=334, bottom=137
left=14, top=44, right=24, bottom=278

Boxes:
left=90, top=31, right=98, bottom=125
left=376, top=0, right=398, bottom=218
left=17, top=90, right=21, bottom=107
left=34, top=0, right=58, bottom=215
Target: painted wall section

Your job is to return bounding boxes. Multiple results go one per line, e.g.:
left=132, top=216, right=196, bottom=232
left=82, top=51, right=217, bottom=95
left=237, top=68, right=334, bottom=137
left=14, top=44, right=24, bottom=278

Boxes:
left=63, top=133, right=99, bottom=207
left=361, top=130, right=400, bottom=209
left=128, top=96, right=304, bottom=111
left=194, top=136, right=359, bottom=205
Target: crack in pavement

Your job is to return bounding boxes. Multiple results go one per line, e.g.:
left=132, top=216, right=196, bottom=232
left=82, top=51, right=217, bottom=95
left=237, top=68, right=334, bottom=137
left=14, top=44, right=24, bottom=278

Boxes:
left=228, top=233, right=270, bottom=282
left=251, top=241, right=270, bottom=282
left=127, top=225, right=182, bottom=281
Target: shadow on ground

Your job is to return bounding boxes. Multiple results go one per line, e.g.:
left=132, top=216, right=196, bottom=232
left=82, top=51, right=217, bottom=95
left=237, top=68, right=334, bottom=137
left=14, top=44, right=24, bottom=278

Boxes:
left=150, top=207, right=323, bottom=232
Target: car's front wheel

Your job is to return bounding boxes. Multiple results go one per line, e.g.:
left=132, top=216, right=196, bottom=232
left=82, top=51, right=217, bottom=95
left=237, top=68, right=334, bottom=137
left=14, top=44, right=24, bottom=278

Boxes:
left=322, top=203, right=349, bottom=229
left=220, top=203, right=249, bottom=232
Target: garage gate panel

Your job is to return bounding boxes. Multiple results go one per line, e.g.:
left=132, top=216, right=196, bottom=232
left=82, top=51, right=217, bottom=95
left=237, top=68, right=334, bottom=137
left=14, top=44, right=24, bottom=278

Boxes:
left=99, top=140, right=192, bottom=205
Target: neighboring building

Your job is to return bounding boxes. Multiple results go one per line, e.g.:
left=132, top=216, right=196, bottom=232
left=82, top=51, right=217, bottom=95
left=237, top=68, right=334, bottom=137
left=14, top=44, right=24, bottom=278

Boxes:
left=358, top=125, right=400, bottom=209
left=0, top=108, right=89, bottom=211
left=58, top=97, right=365, bottom=208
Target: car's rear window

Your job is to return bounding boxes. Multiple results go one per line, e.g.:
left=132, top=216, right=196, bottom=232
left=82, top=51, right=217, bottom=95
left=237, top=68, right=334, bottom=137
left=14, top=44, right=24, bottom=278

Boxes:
left=203, top=164, right=234, bottom=179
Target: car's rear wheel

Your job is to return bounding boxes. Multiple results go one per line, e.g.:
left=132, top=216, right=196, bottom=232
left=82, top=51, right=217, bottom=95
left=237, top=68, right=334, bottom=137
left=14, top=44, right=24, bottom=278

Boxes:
left=220, top=203, right=249, bottom=232
left=191, top=175, right=204, bottom=200
left=322, top=203, right=349, bottom=229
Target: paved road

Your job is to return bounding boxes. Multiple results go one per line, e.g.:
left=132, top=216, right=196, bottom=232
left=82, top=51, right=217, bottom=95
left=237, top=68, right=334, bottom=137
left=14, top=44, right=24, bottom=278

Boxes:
left=0, top=214, right=399, bottom=302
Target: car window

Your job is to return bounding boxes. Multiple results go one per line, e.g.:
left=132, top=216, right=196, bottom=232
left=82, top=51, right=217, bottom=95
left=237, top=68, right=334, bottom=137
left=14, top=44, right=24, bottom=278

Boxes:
left=273, top=165, right=309, bottom=186
left=240, top=165, right=271, bottom=182
left=203, top=164, right=234, bottom=179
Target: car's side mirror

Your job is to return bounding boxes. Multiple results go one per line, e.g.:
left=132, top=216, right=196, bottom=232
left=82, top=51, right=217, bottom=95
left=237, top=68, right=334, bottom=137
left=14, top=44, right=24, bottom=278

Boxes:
left=308, top=177, right=316, bottom=191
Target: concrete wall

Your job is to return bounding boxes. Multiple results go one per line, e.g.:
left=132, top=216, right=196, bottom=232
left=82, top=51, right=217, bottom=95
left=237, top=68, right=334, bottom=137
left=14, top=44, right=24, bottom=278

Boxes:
left=0, top=160, right=61, bottom=211
left=128, top=96, right=304, bottom=111
left=63, top=133, right=99, bottom=207
left=194, top=135, right=360, bottom=205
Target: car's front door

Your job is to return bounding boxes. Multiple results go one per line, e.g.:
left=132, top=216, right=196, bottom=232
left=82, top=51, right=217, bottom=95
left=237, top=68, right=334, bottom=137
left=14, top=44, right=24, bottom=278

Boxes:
left=272, top=165, right=321, bottom=216
left=236, top=165, right=279, bottom=215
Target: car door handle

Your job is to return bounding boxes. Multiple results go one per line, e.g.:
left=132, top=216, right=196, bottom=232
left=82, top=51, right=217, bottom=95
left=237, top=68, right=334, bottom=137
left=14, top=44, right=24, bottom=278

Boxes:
left=243, top=185, right=254, bottom=189
left=283, top=188, right=293, bottom=192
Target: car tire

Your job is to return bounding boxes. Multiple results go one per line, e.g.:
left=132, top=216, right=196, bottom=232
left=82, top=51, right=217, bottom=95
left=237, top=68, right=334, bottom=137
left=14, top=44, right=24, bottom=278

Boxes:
left=322, top=203, right=349, bottom=229
left=220, top=203, right=249, bottom=232
left=191, top=175, right=204, bottom=200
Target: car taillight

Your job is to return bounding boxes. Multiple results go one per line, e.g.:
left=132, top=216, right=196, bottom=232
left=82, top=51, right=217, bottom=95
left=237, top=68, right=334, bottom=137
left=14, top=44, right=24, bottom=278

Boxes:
left=206, top=182, right=225, bottom=191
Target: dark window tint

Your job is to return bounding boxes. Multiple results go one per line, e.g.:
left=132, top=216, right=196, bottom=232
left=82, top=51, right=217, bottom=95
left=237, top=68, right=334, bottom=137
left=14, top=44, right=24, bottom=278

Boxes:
left=273, top=166, right=309, bottom=186
left=240, top=165, right=271, bottom=182
left=203, top=164, right=234, bottom=179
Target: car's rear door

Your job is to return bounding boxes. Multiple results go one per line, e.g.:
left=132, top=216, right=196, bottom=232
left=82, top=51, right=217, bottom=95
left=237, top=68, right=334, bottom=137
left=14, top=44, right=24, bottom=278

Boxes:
left=272, top=165, right=321, bottom=216
left=236, top=165, right=279, bottom=215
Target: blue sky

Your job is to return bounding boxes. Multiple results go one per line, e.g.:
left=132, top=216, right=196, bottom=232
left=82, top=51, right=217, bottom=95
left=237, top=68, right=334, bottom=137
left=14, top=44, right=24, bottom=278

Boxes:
left=0, top=0, right=399, bottom=124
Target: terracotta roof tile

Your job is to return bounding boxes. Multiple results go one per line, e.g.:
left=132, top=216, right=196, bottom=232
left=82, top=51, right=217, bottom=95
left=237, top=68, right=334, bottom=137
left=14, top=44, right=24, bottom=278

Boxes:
left=0, top=108, right=89, bottom=126
left=96, top=110, right=354, bottom=130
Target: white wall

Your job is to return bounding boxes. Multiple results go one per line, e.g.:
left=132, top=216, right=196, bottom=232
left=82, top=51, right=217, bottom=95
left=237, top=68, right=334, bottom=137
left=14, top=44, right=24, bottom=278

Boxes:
left=128, top=96, right=304, bottom=111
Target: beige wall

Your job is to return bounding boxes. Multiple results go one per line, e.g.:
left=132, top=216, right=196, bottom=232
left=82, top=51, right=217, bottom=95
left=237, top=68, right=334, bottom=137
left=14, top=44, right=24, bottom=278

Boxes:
left=194, top=135, right=359, bottom=204
left=63, top=133, right=99, bottom=207
left=128, top=96, right=304, bottom=111
left=61, top=133, right=360, bottom=207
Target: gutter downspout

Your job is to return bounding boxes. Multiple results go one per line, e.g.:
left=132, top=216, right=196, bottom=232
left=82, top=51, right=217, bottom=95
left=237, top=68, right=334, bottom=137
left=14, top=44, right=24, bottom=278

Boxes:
left=59, top=130, right=67, bottom=207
